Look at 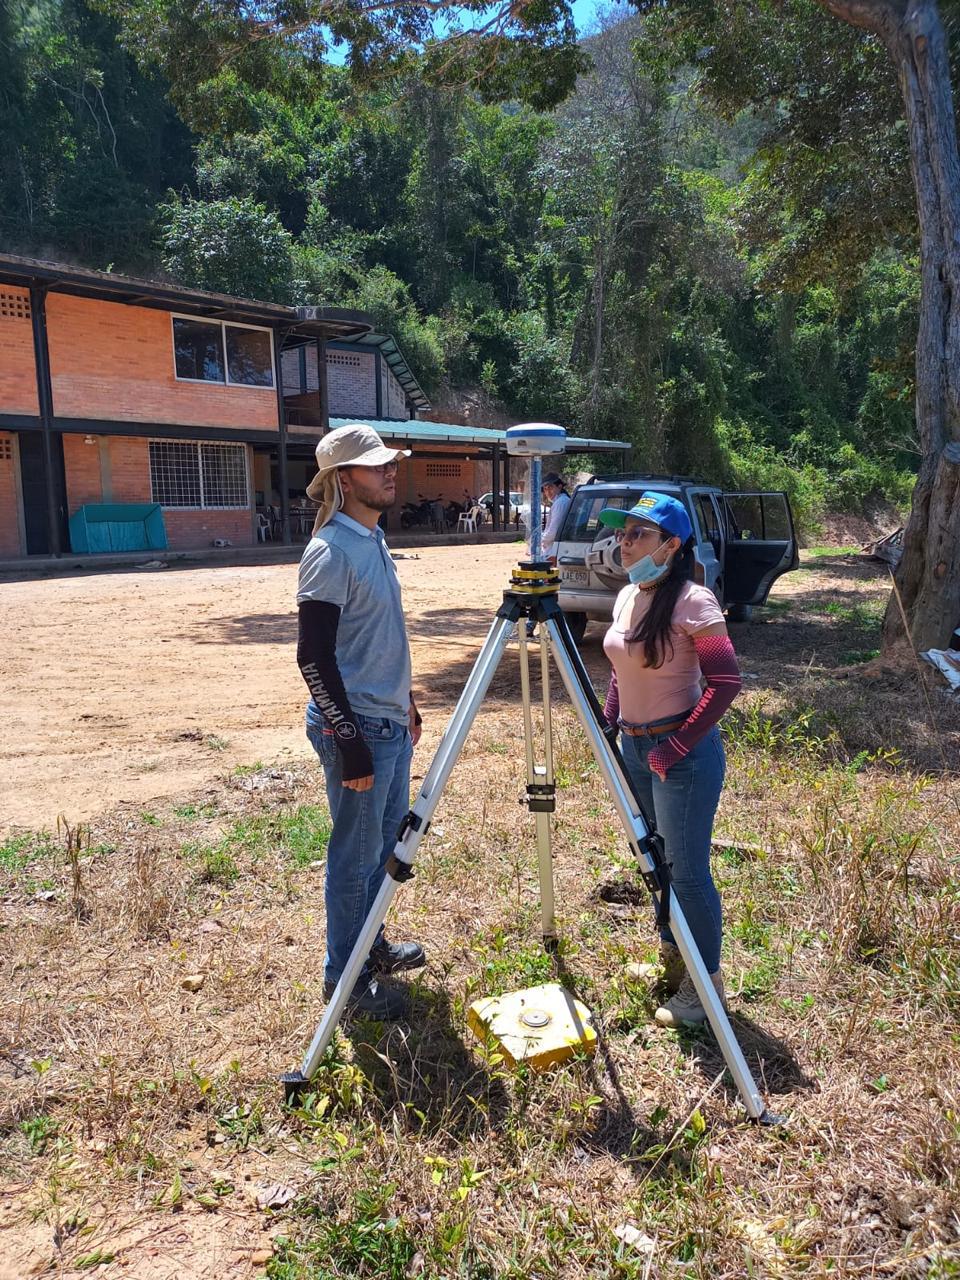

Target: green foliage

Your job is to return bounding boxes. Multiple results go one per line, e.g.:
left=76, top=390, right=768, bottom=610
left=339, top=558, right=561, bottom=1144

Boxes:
left=158, top=194, right=300, bottom=302
left=8, top=3, right=922, bottom=525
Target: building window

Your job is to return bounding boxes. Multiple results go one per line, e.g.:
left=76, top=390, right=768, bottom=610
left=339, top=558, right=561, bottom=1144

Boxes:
left=226, top=326, right=273, bottom=386
left=425, top=462, right=463, bottom=478
left=172, top=316, right=274, bottom=387
left=149, top=441, right=249, bottom=508
left=173, top=318, right=225, bottom=383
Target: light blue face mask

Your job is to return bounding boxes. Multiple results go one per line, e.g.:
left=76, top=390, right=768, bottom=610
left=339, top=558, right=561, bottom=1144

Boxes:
left=627, top=549, right=669, bottom=586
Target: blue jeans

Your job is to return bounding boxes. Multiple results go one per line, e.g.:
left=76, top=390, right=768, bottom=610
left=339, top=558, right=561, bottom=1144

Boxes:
left=619, top=726, right=726, bottom=973
left=306, top=703, right=413, bottom=986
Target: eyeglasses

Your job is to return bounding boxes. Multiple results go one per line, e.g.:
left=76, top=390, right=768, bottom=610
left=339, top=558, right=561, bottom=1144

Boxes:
left=614, top=525, right=664, bottom=546
left=365, top=462, right=399, bottom=476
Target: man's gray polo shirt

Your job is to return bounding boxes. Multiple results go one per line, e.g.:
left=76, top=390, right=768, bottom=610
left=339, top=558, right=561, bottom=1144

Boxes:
left=297, top=512, right=411, bottom=724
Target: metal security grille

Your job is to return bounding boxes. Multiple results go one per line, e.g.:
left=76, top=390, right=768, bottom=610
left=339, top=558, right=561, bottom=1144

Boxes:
left=149, top=441, right=248, bottom=508
left=425, top=462, right=462, bottom=478
left=0, top=292, right=31, bottom=321
left=200, top=443, right=248, bottom=507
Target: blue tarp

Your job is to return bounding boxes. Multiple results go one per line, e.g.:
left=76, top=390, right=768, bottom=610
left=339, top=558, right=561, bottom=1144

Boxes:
left=69, top=503, right=168, bottom=554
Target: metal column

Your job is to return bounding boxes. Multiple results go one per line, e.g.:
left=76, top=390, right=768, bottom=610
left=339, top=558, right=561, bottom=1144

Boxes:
left=272, top=327, right=291, bottom=545
left=317, top=339, right=329, bottom=430
left=491, top=445, right=501, bottom=531
left=28, top=283, right=61, bottom=557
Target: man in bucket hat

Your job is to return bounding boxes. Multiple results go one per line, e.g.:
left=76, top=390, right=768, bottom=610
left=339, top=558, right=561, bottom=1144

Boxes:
left=297, top=424, right=424, bottom=1019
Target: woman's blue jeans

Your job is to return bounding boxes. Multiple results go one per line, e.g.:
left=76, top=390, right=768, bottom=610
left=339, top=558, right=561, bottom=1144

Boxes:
left=619, top=726, right=726, bottom=974
left=306, top=703, right=413, bottom=987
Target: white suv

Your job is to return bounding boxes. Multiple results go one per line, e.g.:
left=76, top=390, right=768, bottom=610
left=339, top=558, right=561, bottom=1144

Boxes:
left=554, top=475, right=799, bottom=642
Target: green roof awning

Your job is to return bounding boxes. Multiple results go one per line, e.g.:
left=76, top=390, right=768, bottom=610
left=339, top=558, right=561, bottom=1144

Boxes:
left=329, top=417, right=630, bottom=453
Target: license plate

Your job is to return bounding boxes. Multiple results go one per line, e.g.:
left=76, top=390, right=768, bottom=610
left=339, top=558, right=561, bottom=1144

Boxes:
left=561, top=569, right=589, bottom=585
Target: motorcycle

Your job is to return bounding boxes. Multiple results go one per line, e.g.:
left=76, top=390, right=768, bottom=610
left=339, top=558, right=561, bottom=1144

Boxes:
left=400, top=496, right=433, bottom=529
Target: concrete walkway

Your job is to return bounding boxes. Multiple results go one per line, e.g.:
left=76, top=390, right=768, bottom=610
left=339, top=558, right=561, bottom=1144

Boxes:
left=0, top=530, right=523, bottom=579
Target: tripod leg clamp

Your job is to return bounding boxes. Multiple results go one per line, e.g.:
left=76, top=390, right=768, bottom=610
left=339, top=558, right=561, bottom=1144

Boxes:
left=386, top=853, right=415, bottom=883
left=525, top=783, right=555, bottom=813
left=638, top=833, right=671, bottom=928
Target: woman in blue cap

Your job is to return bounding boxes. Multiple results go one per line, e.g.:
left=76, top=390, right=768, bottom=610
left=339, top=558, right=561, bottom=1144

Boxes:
left=598, top=492, right=742, bottom=1026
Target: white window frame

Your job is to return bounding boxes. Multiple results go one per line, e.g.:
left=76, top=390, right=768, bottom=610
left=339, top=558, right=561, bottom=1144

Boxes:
left=149, top=439, right=251, bottom=510
left=170, top=313, right=276, bottom=389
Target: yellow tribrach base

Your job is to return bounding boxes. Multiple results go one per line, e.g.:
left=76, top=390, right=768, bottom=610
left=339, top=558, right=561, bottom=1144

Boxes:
left=467, top=983, right=597, bottom=1071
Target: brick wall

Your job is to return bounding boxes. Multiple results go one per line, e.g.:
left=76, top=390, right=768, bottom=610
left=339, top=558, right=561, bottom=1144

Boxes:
left=0, top=287, right=39, bottom=415
left=384, top=366, right=408, bottom=419
left=63, top=433, right=103, bottom=510
left=163, top=507, right=254, bottom=550
left=46, top=294, right=279, bottom=430
left=327, top=349, right=376, bottom=417
left=0, top=433, right=23, bottom=556
left=58, top=433, right=253, bottom=550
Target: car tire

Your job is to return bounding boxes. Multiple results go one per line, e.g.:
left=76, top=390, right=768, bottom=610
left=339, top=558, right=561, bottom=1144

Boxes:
left=726, top=602, right=753, bottom=623
left=564, top=612, right=588, bottom=644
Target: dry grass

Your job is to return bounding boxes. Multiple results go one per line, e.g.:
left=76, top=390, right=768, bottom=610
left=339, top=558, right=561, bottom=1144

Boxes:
left=2, top=554, right=960, bottom=1279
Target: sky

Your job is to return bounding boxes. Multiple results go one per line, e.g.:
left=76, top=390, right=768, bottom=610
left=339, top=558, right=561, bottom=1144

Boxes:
left=323, top=0, right=624, bottom=65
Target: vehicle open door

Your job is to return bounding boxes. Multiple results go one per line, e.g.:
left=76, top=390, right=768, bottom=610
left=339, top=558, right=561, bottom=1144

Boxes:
left=722, top=492, right=799, bottom=606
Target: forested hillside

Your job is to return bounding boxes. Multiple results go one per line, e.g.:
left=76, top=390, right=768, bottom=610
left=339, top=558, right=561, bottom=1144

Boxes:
left=2, top=0, right=922, bottom=530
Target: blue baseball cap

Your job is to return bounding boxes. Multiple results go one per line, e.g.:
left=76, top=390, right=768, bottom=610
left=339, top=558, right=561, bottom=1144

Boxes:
left=597, top=491, right=692, bottom=543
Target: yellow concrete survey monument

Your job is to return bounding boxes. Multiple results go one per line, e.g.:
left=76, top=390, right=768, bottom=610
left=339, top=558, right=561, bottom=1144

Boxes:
left=282, top=425, right=780, bottom=1123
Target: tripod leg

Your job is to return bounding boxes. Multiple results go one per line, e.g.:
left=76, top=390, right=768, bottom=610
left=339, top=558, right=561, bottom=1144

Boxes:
left=289, top=612, right=520, bottom=1088
left=517, top=618, right=557, bottom=944
left=543, top=616, right=770, bottom=1122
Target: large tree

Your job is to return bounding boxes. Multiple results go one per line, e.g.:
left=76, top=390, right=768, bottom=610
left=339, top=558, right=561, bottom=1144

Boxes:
left=637, top=0, right=960, bottom=653
left=91, top=0, right=587, bottom=128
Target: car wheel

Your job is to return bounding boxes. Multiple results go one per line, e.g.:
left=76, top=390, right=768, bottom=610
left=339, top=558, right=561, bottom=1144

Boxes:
left=727, top=602, right=753, bottom=623
left=564, top=612, right=588, bottom=644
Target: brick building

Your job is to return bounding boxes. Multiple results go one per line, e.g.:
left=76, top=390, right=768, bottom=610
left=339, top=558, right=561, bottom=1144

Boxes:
left=0, top=252, right=626, bottom=557
left=0, top=253, right=374, bottom=557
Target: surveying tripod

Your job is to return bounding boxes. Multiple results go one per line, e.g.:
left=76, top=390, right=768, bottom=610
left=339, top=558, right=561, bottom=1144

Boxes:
left=282, top=555, right=778, bottom=1125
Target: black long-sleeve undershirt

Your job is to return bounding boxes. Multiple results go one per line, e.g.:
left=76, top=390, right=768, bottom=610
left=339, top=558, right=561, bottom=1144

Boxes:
left=297, top=600, right=374, bottom=781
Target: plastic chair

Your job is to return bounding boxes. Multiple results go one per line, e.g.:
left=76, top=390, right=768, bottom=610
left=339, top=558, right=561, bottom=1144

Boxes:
left=457, top=509, right=477, bottom=534
left=256, top=513, right=272, bottom=543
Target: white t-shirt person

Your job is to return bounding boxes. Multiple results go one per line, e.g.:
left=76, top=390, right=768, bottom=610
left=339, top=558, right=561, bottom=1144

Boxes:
left=540, top=476, right=571, bottom=559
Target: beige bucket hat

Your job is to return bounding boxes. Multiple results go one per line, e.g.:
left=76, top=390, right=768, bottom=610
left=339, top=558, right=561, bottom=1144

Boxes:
left=306, top=423, right=411, bottom=531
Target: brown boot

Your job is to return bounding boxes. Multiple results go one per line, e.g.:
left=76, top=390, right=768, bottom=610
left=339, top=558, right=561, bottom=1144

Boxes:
left=654, top=970, right=725, bottom=1028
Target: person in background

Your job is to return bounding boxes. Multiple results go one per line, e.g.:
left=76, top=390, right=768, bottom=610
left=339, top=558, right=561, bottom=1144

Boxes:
left=540, top=472, right=571, bottom=560
left=297, top=423, right=425, bottom=1020
left=526, top=472, right=572, bottom=636
left=599, top=492, right=742, bottom=1027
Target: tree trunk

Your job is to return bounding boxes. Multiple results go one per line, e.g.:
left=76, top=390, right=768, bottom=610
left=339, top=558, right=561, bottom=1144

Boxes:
left=821, top=0, right=960, bottom=652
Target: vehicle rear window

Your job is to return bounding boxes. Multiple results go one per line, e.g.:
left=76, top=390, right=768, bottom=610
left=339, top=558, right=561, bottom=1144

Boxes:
left=725, top=494, right=791, bottom=540
left=560, top=491, right=632, bottom=542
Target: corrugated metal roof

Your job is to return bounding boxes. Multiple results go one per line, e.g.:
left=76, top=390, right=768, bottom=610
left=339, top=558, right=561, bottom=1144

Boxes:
left=329, top=417, right=630, bottom=452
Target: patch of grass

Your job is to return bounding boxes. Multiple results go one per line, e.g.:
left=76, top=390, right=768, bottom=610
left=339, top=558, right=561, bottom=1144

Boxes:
left=204, top=734, right=229, bottom=752
left=805, top=545, right=860, bottom=558
left=232, top=760, right=265, bottom=777
left=269, top=1185, right=417, bottom=1280
left=225, top=805, right=332, bottom=868
left=0, top=831, right=56, bottom=872
left=191, top=843, right=239, bottom=887
left=19, top=1113, right=58, bottom=1156
left=839, top=648, right=881, bottom=665
left=182, top=805, right=331, bottom=885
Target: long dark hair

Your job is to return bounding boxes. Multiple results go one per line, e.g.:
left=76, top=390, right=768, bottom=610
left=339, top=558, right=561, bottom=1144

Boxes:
left=626, top=536, right=697, bottom=668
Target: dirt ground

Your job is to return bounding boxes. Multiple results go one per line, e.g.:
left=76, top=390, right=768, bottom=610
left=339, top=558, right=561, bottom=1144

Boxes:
left=0, top=545, right=524, bottom=833
left=1, top=541, right=956, bottom=834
